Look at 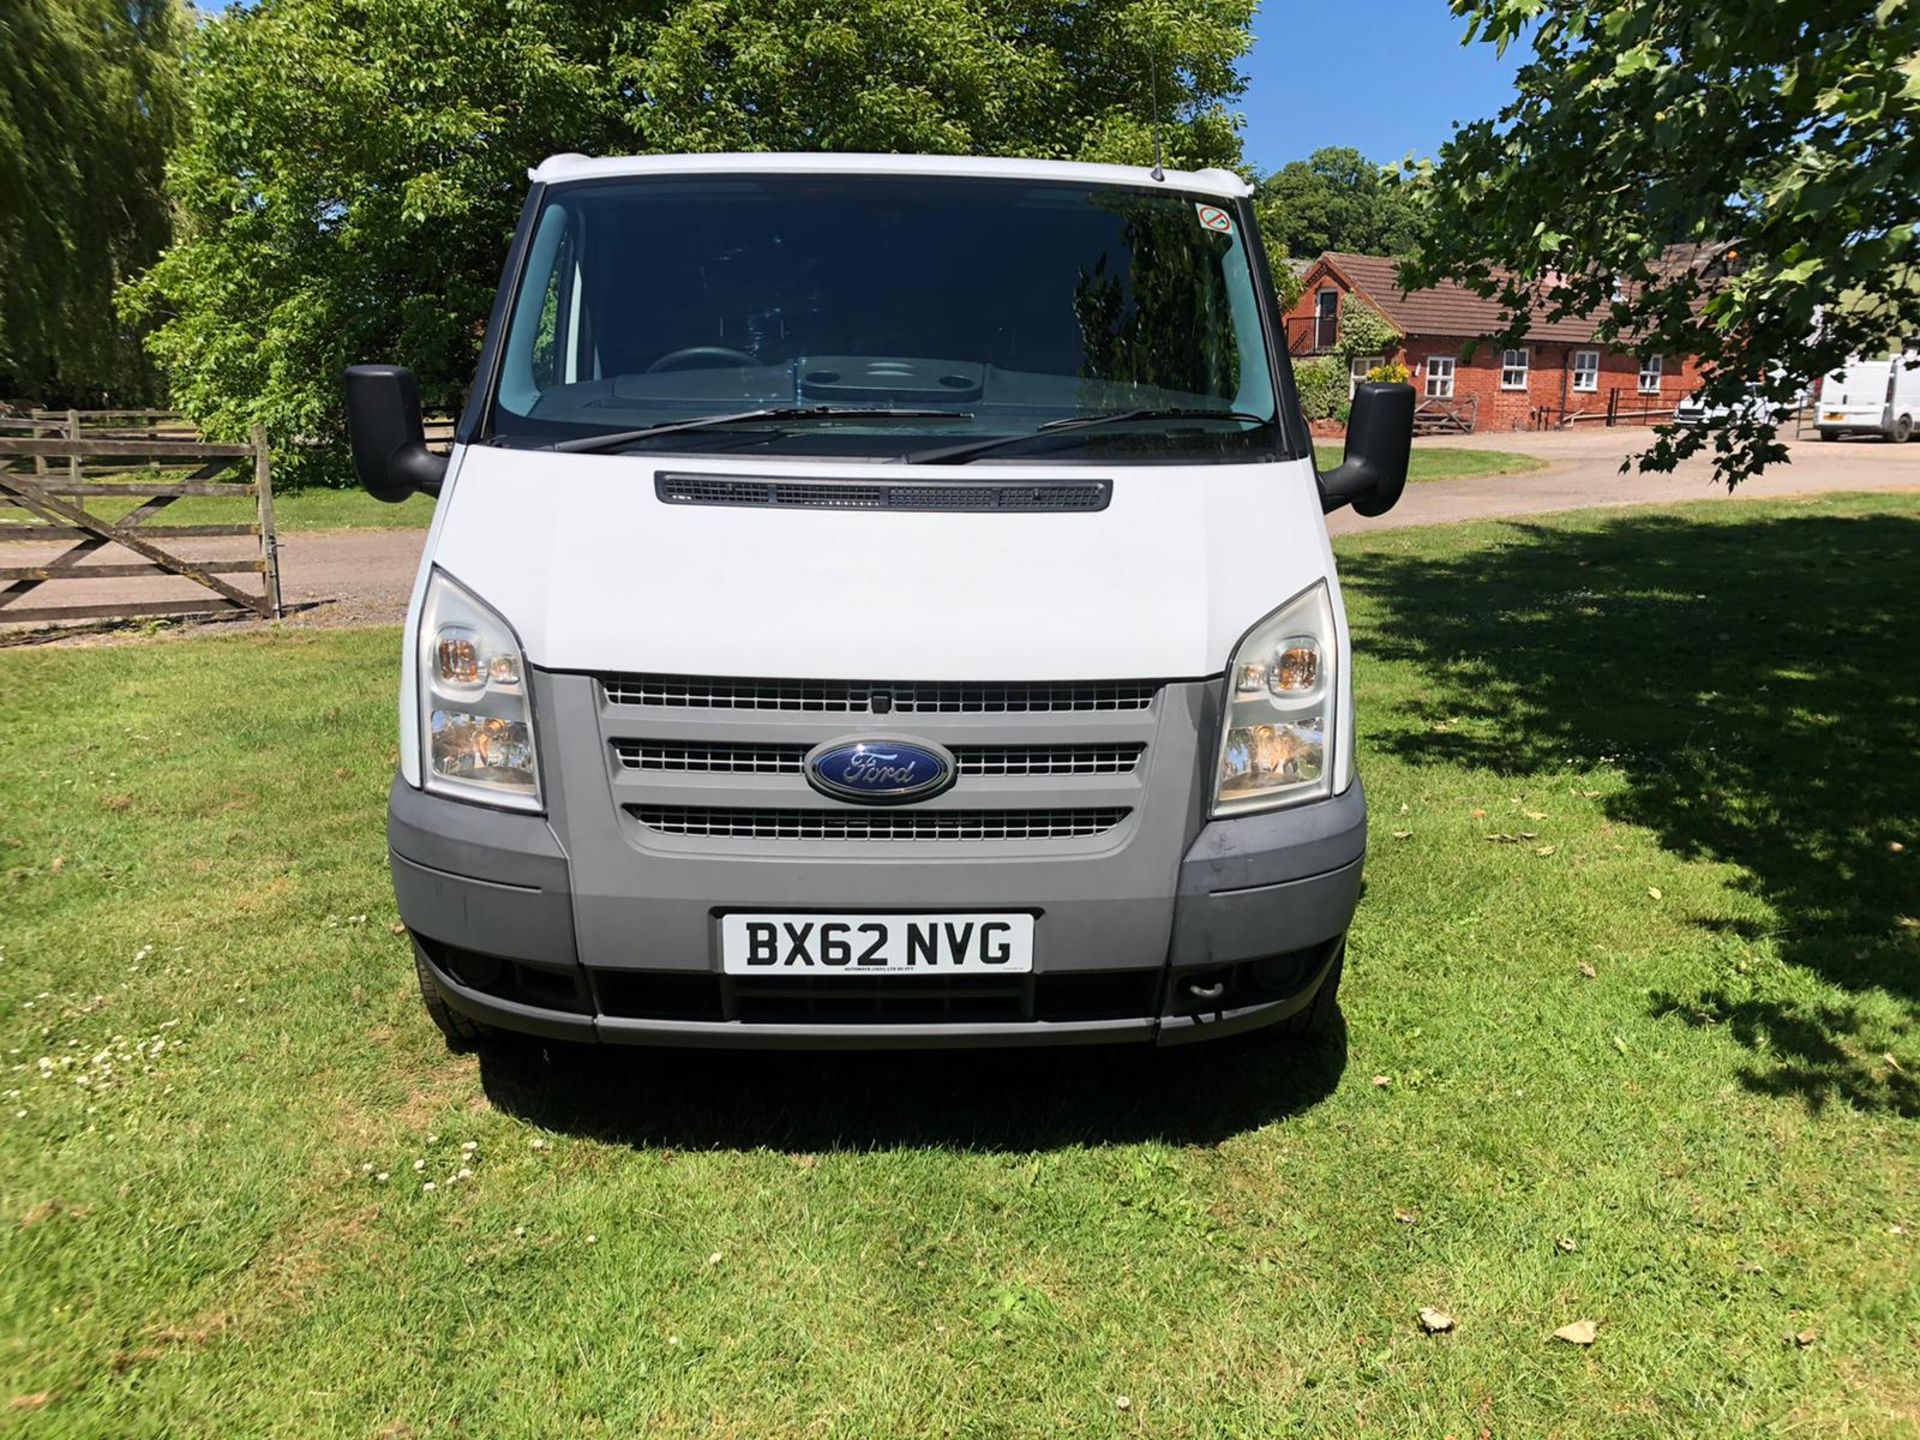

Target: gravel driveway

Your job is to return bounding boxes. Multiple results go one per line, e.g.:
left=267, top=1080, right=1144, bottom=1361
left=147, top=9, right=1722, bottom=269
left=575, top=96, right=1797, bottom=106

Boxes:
left=8, top=428, right=1917, bottom=638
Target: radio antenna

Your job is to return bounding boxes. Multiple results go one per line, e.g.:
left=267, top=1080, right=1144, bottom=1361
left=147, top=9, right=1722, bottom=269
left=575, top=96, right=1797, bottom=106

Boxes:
left=1149, top=55, right=1166, bottom=181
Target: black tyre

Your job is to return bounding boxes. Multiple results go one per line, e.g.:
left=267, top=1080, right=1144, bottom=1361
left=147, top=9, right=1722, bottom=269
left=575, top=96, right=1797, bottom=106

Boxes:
left=1271, top=942, right=1344, bottom=1041
left=1894, top=415, right=1913, bottom=443
left=413, top=942, right=494, bottom=1048
left=1819, top=430, right=1840, bottom=442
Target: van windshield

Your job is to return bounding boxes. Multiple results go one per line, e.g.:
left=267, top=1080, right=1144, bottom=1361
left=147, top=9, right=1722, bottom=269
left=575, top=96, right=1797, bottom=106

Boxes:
left=484, top=174, right=1283, bottom=462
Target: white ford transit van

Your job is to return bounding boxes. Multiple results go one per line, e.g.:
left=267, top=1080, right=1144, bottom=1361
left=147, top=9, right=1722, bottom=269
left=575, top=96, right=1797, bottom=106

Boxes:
left=345, top=153, right=1413, bottom=1050
left=1816, top=348, right=1919, bottom=442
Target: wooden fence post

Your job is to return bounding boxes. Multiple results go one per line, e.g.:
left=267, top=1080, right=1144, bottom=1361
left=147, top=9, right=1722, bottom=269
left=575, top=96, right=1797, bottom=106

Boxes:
left=66, top=409, right=80, bottom=483
left=252, top=426, right=282, bottom=619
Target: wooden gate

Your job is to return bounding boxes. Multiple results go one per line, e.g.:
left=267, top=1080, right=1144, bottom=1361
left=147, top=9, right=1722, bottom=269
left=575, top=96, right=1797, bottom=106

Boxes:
left=0, top=426, right=282, bottom=630
left=1413, top=395, right=1479, bottom=435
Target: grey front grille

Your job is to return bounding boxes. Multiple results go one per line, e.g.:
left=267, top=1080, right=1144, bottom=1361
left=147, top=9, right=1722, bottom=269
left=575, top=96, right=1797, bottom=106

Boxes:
left=958, top=744, right=1143, bottom=777
left=656, top=473, right=1110, bottom=513
left=613, top=740, right=1144, bottom=777
left=618, top=740, right=806, bottom=774
left=602, top=675, right=1162, bottom=714
left=631, top=805, right=1130, bottom=841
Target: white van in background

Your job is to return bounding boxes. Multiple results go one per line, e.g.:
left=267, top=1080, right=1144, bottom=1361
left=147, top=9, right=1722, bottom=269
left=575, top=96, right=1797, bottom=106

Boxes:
left=1674, top=371, right=1802, bottom=429
left=343, top=153, right=1416, bottom=1053
left=1816, top=348, right=1920, bottom=442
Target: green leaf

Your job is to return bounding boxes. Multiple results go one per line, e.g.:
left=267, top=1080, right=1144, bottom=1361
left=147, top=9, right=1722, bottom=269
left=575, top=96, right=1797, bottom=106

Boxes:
left=1614, top=44, right=1659, bottom=77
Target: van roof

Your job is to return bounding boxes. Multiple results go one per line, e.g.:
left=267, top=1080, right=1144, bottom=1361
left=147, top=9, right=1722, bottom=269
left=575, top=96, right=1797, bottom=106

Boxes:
left=527, top=150, right=1253, bottom=199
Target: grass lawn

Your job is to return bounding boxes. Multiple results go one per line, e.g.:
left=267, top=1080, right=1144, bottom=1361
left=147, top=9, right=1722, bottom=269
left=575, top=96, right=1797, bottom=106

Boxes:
left=1316, top=443, right=1550, bottom=482
left=256, top=486, right=436, bottom=531
left=0, top=482, right=435, bottom=533
left=2, top=494, right=1915, bottom=1436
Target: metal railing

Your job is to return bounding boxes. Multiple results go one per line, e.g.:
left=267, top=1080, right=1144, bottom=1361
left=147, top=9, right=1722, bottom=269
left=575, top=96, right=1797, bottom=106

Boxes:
left=1283, top=315, right=1342, bottom=356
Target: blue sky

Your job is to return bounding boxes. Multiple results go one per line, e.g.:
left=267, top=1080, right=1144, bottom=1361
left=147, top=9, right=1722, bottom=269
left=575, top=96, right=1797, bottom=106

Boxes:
left=1240, top=2, right=1520, bottom=172
left=192, top=0, right=1517, bottom=174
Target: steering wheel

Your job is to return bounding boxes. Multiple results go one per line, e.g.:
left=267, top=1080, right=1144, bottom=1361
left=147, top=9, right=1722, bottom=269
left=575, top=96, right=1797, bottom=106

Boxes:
left=644, top=346, right=759, bottom=373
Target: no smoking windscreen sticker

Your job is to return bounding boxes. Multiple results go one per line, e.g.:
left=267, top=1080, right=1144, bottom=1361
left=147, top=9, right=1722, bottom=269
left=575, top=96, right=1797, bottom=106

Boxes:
left=1195, top=204, right=1235, bottom=236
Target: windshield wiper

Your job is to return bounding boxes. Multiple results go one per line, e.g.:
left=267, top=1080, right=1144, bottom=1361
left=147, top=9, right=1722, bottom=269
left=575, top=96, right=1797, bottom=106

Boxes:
left=898, top=408, right=1274, bottom=465
left=544, top=407, right=972, bottom=455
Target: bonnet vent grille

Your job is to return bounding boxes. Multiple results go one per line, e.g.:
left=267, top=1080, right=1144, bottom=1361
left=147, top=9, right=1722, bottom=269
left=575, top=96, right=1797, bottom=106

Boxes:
left=656, top=473, right=1110, bottom=513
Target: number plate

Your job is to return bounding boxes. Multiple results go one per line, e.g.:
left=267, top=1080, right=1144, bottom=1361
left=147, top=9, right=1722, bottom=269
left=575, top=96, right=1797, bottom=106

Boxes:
left=720, top=913, right=1034, bottom=975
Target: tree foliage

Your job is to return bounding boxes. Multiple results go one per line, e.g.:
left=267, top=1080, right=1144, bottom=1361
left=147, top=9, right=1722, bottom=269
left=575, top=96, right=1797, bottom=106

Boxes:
left=0, top=0, right=185, bottom=404
left=121, top=0, right=1256, bottom=482
left=1254, top=146, right=1428, bottom=262
left=1410, top=0, right=1920, bottom=486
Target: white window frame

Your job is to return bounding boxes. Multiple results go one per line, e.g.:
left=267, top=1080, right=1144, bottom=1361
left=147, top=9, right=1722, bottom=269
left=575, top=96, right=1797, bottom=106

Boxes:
left=1571, top=349, right=1600, bottom=394
left=1638, top=353, right=1664, bottom=394
left=1500, top=347, right=1530, bottom=391
left=1349, top=354, right=1385, bottom=398
left=1424, top=355, right=1456, bottom=399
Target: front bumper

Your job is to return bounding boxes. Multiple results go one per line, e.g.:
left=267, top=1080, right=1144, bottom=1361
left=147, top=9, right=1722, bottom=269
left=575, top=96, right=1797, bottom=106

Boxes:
left=390, top=776, right=1364, bottom=1048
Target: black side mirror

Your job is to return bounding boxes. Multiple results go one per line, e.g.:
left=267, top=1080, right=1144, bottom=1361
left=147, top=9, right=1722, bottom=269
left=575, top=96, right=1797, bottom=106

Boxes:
left=344, top=364, right=448, bottom=502
left=1319, top=382, right=1414, bottom=517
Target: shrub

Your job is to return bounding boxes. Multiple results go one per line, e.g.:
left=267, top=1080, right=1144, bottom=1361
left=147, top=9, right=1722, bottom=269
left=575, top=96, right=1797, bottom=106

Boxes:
left=1293, top=357, right=1346, bottom=421
left=1336, top=295, right=1399, bottom=362
left=1366, top=359, right=1412, bottom=385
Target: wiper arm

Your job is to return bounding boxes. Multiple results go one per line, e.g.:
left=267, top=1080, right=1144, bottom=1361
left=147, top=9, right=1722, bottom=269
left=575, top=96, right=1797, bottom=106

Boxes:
left=899, top=408, right=1273, bottom=465
left=545, top=407, right=971, bottom=455
left=1037, top=407, right=1275, bottom=433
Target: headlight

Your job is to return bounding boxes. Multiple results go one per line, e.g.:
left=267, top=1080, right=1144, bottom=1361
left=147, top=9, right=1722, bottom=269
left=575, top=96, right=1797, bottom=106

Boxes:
left=1212, top=581, right=1336, bottom=816
left=418, top=570, right=540, bottom=810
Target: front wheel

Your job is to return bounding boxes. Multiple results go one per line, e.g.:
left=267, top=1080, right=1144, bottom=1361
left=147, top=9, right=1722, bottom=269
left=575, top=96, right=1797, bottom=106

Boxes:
left=413, top=942, right=494, bottom=1049
left=1820, top=430, right=1840, bottom=442
left=1271, top=942, right=1344, bottom=1040
left=1894, top=415, right=1913, bottom=443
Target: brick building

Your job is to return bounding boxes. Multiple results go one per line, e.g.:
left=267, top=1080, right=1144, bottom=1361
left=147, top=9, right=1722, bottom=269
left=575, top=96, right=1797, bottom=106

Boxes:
left=1283, top=252, right=1702, bottom=433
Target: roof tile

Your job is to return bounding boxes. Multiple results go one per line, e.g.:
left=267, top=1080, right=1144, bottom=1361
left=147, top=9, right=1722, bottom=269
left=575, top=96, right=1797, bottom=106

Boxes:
left=1321, top=251, right=1610, bottom=345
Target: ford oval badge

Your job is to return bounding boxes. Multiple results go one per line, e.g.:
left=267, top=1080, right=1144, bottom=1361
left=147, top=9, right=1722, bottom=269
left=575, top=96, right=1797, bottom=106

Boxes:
left=804, top=735, right=956, bottom=805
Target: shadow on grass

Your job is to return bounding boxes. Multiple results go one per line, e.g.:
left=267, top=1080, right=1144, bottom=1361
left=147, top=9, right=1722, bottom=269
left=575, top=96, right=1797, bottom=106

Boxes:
left=1340, top=503, right=1919, bottom=1116
left=474, top=1020, right=1346, bottom=1152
